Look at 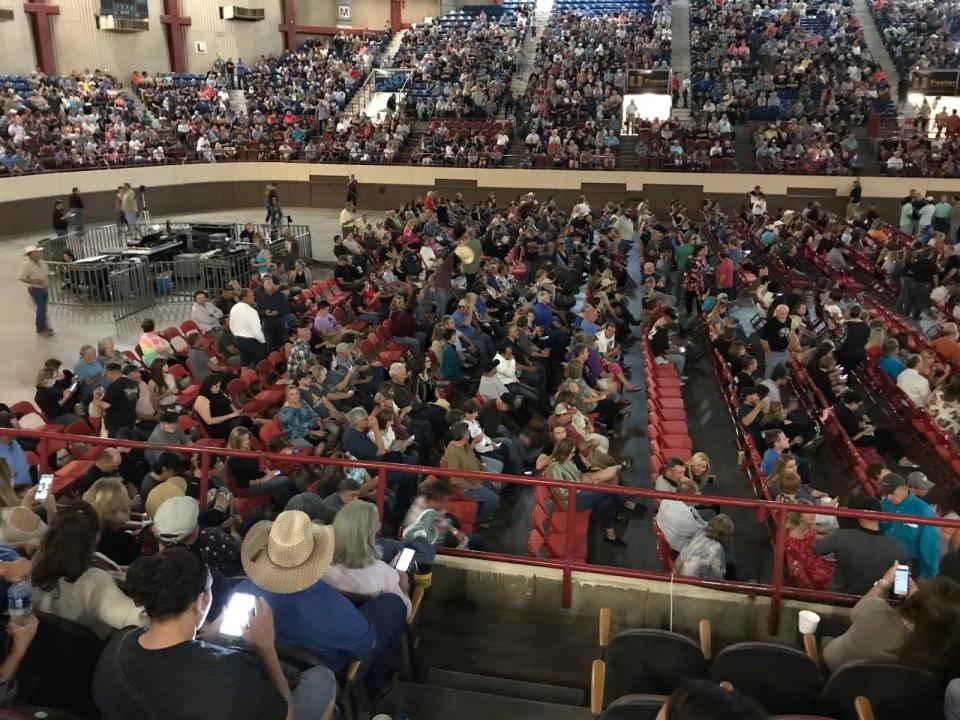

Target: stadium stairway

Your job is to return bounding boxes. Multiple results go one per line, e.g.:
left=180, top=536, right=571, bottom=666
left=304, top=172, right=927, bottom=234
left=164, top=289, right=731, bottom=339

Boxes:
left=851, top=0, right=900, bottom=103
left=671, top=0, right=690, bottom=78
left=382, top=669, right=592, bottom=719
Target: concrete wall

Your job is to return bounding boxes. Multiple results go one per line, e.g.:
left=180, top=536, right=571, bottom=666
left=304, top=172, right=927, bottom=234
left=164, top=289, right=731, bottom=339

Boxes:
left=181, top=0, right=283, bottom=73
left=3, top=161, right=960, bottom=238
left=298, top=0, right=441, bottom=31
left=53, top=0, right=171, bottom=79
left=0, top=4, right=40, bottom=75
left=418, top=556, right=849, bottom=687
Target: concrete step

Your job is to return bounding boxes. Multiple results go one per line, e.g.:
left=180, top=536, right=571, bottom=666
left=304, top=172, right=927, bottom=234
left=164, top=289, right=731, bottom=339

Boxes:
left=427, top=668, right=586, bottom=706
left=228, top=89, right=248, bottom=117
left=381, top=681, right=593, bottom=720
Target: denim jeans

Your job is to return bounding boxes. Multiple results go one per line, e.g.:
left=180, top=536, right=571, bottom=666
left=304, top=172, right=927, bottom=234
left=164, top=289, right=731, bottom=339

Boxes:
left=27, top=286, right=49, bottom=332
left=293, top=665, right=337, bottom=720
left=493, top=431, right=526, bottom=475
left=243, top=474, right=300, bottom=504
left=73, top=208, right=85, bottom=232
left=576, top=489, right=620, bottom=530
left=464, top=482, right=501, bottom=521
left=764, top=351, right=788, bottom=378
left=356, top=593, right=408, bottom=691
left=236, top=336, right=268, bottom=367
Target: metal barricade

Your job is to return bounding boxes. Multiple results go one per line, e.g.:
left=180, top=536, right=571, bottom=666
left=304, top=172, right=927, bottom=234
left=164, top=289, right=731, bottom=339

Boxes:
left=40, top=222, right=195, bottom=261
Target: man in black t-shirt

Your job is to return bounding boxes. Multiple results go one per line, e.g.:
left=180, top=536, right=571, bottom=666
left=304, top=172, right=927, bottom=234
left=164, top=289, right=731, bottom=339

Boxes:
left=92, top=364, right=141, bottom=438
left=333, top=253, right=363, bottom=290
left=760, top=304, right=791, bottom=379
left=904, top=247, right=939, bottom=320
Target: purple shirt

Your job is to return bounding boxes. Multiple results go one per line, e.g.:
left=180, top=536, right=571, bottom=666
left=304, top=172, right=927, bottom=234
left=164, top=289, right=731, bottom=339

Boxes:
left=313, top=313, right=341, bottom=334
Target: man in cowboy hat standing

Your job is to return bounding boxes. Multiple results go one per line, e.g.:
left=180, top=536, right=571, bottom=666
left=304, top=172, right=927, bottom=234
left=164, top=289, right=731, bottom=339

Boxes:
left=238, top=511, right=407, bottom=694
left=18, top=245, right=53, bottom=336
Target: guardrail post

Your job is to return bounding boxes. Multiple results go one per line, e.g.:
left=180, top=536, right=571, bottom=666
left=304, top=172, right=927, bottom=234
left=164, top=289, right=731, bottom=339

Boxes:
left=562, top=487, right=577, bottom=609
left=198, top=451, right=211, bottom=507
left=376, top=468, right=387, bottom=522
left=767, top=506, right=788, bottom=635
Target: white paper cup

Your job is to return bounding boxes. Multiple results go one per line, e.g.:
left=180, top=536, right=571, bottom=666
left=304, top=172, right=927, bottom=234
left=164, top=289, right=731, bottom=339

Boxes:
left=798, top=610, right=821, bottom=634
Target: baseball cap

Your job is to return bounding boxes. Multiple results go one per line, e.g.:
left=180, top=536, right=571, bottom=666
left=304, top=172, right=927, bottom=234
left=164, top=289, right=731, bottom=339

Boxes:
left=907, top=471, right=934, bottom=491
left=23, top=245, right=40, bottom=255
left=122, top=364, right=140, bottom=375
left=879, top=473, right=908, bottom=496
left=481, top=358, right=500, bottom=372
left=153, top=496, right=200, bottom=543
left=738, top=385, right=759, bottom=402
left=499, top=392, right=521, bottom=407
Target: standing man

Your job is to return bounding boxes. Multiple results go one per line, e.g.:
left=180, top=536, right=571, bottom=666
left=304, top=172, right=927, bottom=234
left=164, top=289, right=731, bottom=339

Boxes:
left=69, top=187, right=85, bottom=234
left=229, top=288, right=268, bottom=367
left=346, top=174, right=359, bottom=206
left=119, top=183, right=137, bottom=228
left=255, top=277, right=290, bottom=351
left=18, top=245, right=53, bottom=336
left=265, top=183, right=282, bottom=228
left=846, top=179, right=861, bottom=220
left=51, top=200, right=70, bottom=237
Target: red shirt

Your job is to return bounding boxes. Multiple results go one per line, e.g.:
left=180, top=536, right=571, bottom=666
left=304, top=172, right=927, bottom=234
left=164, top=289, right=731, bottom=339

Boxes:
left=715, top=258, right=734, bottom=289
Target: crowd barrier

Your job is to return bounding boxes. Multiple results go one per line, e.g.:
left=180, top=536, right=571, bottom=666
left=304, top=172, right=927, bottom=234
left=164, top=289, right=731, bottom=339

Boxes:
left=5, top=426, right=960, bottom=636
left=38, top=222, right=312, bottom=321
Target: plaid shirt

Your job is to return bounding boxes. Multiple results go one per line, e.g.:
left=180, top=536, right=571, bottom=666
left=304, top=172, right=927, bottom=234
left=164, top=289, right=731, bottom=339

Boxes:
left=287, top=340, right=315, bottom=377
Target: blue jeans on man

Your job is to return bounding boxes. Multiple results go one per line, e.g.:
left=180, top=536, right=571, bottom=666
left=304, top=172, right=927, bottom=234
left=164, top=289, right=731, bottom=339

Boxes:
left=464, top=482, right=500, bottom=521
left=27, top=286, right=49, bottom=333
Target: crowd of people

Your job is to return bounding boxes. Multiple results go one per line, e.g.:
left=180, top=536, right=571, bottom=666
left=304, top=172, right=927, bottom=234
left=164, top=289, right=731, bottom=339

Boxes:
left=690, top=0, right=893, bottom=175
left=517, top=7, right=671, bottom=167
left=0, top=33, right=388, bottom=173
left=870, top=0, right=960, bottom=76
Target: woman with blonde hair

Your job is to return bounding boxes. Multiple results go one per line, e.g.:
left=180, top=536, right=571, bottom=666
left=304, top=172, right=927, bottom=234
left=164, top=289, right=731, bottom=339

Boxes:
left=97, top=337, right=124, bottom=367
left=83, top=477, right=139, bottom=566
left=684, top=452, right=713, bottom=489
left=0, top=459, right=54, bottom=553
left=323, top=500, right=412, bottom=618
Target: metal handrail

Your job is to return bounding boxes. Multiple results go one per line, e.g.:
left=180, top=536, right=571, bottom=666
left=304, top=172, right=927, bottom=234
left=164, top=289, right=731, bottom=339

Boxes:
left=6, top=425, right=959, bottom=634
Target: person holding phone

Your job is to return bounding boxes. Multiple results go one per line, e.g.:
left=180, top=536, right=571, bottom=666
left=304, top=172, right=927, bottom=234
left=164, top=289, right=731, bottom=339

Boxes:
left=33, top=366, right=82, bottom=425
left=322, top=502, right=413, bottom=619
left=93, top=546, right=337, bottom=720
left=822, top=561, right=960, bottom=678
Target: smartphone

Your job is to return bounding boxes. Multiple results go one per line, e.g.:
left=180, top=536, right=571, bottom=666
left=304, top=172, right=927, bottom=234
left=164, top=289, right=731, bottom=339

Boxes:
left=220, top=592, right=257, bottom=636
left=35, top=474, right=54, bottom=501
left=273, top=469, right=282, bottom=476
left=68, top=381, right=78, bottom=393
left=393, top=547, right=416, bottom=573
left=894, top=564, right=910, bottom=596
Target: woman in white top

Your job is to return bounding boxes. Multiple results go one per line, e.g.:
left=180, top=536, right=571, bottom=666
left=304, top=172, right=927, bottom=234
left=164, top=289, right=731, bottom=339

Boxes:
left=322, top=501, right=412, bottom=619
left=0, top=459, right=54, bottom=553
left=32, top=501, right=144, bottom=638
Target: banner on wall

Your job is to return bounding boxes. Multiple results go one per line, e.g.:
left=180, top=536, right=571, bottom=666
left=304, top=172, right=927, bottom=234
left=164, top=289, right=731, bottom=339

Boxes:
left=911, top=69, right=960, bottom=96
left=337, top=4, right=351, bottom=26
left=626, top=69, right=671, bottom=94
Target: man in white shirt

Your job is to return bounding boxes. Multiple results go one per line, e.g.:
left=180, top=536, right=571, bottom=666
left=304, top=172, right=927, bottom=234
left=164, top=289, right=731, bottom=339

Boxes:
left=655, top=478, right=708, bottom=552
left=190, top=290, right=224, bottom=333
left=897, top=354, right=931, bottom=408
left=596, top=323, right=620, bottom=356
left=228, top=288, right=267, bottom=368
left=478, top=359, right=510, bottom=401
left=493, top=345, right=540, bottom=406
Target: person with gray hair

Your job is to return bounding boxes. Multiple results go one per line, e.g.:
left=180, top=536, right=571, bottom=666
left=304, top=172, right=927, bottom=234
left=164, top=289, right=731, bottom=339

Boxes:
left=341, top=406, right=419, bottom=515
left=73, top=344, right=107, bottom=400
left=322, top=501, right=412, bottom=619
left=674, top=514, right=736, bottom=581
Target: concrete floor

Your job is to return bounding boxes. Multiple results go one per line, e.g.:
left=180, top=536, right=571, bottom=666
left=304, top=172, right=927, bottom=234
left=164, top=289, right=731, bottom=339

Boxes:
left=0, top=206, right=341, bottom=406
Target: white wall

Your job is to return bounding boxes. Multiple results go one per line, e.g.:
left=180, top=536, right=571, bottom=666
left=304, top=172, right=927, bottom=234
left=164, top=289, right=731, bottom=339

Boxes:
left=182, top=0, right=282, bottom=73
left=52, top=0, right=170, bottom=78
left=0, top=5, right=38, bottom=75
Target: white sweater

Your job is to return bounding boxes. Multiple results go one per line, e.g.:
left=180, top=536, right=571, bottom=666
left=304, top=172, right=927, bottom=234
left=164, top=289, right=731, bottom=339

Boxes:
left=34, top=566, right=145, bottom=638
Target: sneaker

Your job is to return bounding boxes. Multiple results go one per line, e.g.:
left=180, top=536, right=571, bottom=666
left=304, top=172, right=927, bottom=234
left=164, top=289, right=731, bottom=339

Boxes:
left=603, top=536, right=627, bottom=547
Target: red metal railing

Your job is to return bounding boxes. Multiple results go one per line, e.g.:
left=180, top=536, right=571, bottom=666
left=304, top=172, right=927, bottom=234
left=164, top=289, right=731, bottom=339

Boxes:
left=8, top=425, right=960, bottom=635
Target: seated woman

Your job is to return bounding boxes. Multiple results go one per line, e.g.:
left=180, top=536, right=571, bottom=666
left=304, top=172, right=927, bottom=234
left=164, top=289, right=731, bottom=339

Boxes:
left=138, top=319, right=177, bottom=367
left=674, top=514, right=735, bottom=581
left=93, top=546, right=336, bottom=720
left=0, top=459, right=54, bottom=554
left=822, top=564, right=960, bottom=679
left=194, top=375, right=254, bottom=440
left=32, top=501, right=145, bottom=638
left=277, top=386, right=326, bottom=453
left=784, top=504, right=834, bottom=591
left=225, top=427, right=299, bottom=505
left=542, top=439, right=626, bottom=547
left=322, top=501, right=412, bottom=619
left=34, top=366, right=82, bottom=425
left=147, top=358, right=178, bottom=411
left=82, top=477, right=140, bottom=567
left=97, top=337, right=125, bottom=367
left=684, top=452, right=714, bottom=489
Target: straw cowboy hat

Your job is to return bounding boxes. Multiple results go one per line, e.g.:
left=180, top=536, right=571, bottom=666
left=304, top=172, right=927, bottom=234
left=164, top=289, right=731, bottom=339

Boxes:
left=241, top=510, right=335, bottom=594
left=453, top=244, right=475, bottom=265
left=144, top=476, right=188, bottom=518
